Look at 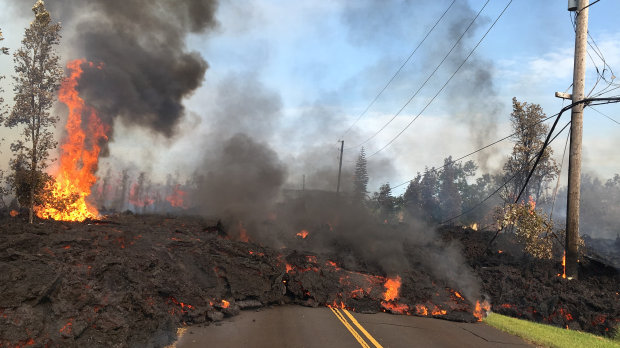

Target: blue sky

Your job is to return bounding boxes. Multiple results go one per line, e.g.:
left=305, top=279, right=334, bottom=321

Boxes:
left=0, top=0, right=619, bottom=194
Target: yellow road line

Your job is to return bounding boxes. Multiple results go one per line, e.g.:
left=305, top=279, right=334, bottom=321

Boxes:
left=341, top=309, right=384, bottom=348
left=329, top=307, right=371, bottom=348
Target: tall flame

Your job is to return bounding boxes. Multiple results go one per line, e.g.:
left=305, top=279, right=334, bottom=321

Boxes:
left=37, top=59, right=108, bottom=221
left=383, top=275, right=401, bottom=301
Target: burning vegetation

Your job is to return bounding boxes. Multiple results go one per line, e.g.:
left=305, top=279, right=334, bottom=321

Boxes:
left=1, top=1, right=620, bottom=348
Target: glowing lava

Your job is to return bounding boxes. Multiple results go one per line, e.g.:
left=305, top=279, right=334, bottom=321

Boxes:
left=473, top=300, right=491, bottom=321
left=296, top=230, right=309, bottom=238
left=383, top=275, right=401, bottom=301
left=37, top=59, right=108, bottom=222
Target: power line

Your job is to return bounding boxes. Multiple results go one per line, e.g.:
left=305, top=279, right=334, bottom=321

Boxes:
left=309, top=1, right=458, bottom=170
left=343, top=0, right=490, bottom=151
left=391, top=114, right=559, bottom=190
left=365, top=0, right=513, bottom=160
left=440, top=119, right=572, bottom=225
left=338, top=0, right=457, bottom=143
left=433, top=97, right=620, bottom=224
left=550, top=128, right=571, bottom=220
left=589, top=105, right=620, bottom=125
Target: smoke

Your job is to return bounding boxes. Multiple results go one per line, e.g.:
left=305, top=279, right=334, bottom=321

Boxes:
left=31, top=0, right=219, bottom=156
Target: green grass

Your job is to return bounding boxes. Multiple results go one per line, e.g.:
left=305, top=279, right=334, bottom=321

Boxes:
left=483, top=313, right=620, bottom=348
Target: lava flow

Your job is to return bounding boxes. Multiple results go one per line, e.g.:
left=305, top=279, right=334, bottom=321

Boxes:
left=37, top=59, right=108, bottom=222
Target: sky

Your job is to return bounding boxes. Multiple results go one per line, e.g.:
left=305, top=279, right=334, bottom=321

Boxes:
left=0, top=0, right=619, bottom=196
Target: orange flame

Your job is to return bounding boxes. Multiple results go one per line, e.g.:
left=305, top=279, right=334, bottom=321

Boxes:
left=431, top=307, right=447, bottom=316
left=166, top=184, right=188, bottom=208
left=562, top=252, right=566, bottom=279
left=415, top=304, right=428, bottom=316
left=473, top=300, right=491, bottom=321
left=296, top=230, right=309, bottom=238
left=238, top=221, right=249, bottom=242
left=9, top=210, right=18, bottom=217
left=37, top=59, right=108, bottom=221
left=221, top=300, right=230, bottom=308
left=383, top=275, right=401, bottom=301
left=382, top=302, right=409, bottom=314
left=528, top=195, right=536, bottom=213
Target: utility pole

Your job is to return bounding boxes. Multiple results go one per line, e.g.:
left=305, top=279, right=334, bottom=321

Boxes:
left=566, top=0, right=589, bottom=280
left=336, top=141, right=344, bottom=194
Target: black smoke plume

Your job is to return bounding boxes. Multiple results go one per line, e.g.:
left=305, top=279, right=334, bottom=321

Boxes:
left=32, top=0, right=219, bottom=155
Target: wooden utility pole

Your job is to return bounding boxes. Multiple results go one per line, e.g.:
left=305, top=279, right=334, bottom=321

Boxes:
left=336, top=141, right=344, bottom=194
left=566, top=0, right=589, bottom=280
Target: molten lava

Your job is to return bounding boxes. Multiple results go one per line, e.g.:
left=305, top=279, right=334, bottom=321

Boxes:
left=221, top=300, right=230, bottom=308
left=383, top=275, right=401, bottom=301
left=473, top=300, right=491, bottom=321
left=37, top=59, right=109, bottom=221
left=296, top=230, right=309, bottom=238
left=238, top=222, right=250, bottom=242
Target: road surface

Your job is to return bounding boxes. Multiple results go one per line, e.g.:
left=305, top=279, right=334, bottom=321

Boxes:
left=173, top=305, right=533, bottom=348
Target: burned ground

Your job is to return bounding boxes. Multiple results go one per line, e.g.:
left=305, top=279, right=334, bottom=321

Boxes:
left=439, top=226, right=620, bottom=336
left=0, top=213, right=618, bottom=347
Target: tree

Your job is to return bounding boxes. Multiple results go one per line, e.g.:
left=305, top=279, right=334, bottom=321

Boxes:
left=373, top=182, right=395, bottom=222
left=0, top=29, right=9, bottom=206
left=353, top=147, right=369, bottom=203
left=1, top=27, right=9, bottom=118
left=501, top=98, right=559, bottom=205
left=4, top=1, right=63, bottom=223
left=0, top=28, right=8, bottom=55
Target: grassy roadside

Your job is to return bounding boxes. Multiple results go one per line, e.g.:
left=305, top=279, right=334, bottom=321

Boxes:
left=483, top=313, right=620, bottom=348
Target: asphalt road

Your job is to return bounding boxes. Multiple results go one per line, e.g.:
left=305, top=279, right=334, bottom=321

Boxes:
left=173, top=305, right=534, bottom=348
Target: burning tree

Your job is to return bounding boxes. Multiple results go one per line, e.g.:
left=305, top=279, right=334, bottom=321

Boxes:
left=353, top=147, right=369, bottom=204
left=4, top=1, right=63, bottom=223
left=500, top=98, right=559, bottom=205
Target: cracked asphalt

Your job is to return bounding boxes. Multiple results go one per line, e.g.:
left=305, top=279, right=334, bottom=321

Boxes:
left=174, top=305, right=534, bottom=348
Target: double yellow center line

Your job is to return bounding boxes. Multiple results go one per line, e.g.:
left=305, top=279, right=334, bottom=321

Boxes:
left=329, top=307, right=384, bottom=348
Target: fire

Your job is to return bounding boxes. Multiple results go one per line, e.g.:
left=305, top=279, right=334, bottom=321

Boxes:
left=221, top=300, right=230, bottom=308
left=286, top=263, right=293, bottom=273
left=431, top=307, right=447, bottom=316
left=498, top=250, right=503, bottom=253
left=296, top=230, right=309, bottom=238
left=528, top=195, right=536, bottom=212
left=454, top=292, right=464, bottom=300
left=562, top=252, right=566, bottom=279
left=415, top=304, right=428, bottom=316
left=9, top=210, right=18, bottom=217
left=383, top=275, right=401, bottom=301
left=382, top=302, right=409, bottom=314
left=37, top=59, right=108, bottom=222
left=473, top=300, right=491, bottom=321
left=166, top=184, right=188, bottom=208
left=238, top=221, right=249, bottom=242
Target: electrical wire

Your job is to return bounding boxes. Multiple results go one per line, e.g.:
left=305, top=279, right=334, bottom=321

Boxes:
left=338, top=0, right=457, bottom=143
left=550, top=128, right=571, bottom=220
left=439, top=120, right=572, bottom=225
left=309, top=0, right=458, bottom=170
left=343, top=0, right=490, bottom=151
left=589, top=105, right=620, bottom=125
left=391, top=113, right=559, bottom=190
left=436, top=97, right=620, bottom=224
left=364, top=0, right=513, bottom=160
